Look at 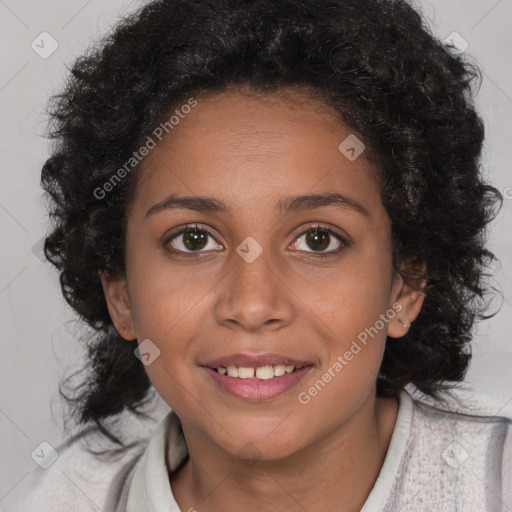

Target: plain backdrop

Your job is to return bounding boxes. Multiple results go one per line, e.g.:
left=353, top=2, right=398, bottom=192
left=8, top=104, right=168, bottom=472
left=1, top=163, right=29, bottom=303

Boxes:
left=1, top=0, right=511, bottom=500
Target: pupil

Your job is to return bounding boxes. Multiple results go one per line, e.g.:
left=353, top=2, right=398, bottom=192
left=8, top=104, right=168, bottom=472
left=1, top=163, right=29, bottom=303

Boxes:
left=183, top=229, right=208, bottom=251
left=306, top=229, right=329, bottom=251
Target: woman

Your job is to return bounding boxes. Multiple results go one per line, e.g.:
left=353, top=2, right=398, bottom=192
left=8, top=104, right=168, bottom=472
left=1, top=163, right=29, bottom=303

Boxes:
left=3, top=0, right=511, bottom=510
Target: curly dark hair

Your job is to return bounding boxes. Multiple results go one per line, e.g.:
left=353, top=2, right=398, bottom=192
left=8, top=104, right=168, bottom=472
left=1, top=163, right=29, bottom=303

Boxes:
left=42, top=0, right=502, bottom=445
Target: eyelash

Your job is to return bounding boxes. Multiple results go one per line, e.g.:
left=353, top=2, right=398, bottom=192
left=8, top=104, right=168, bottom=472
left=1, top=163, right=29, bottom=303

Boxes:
left=163, top=223, right=350, bottom=259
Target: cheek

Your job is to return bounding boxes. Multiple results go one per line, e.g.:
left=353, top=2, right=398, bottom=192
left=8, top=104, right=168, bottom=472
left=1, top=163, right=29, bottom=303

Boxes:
left=126, top=270, right=202, bottom=410
left=295, top=265, right=392, bottom=425
left=127, top=247, right=213, bottom=339
left=125, top=259, right=212, bottom=406
left=304, top=248, right=394, bottom=343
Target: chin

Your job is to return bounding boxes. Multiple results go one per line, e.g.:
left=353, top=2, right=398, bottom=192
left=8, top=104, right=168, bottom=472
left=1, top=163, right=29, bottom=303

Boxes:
left=210, top=417, right=306, bottom=462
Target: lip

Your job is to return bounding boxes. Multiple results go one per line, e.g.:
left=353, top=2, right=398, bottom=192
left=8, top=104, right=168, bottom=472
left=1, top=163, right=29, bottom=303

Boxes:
left=204, top=366, right=313, bottom=401
left=203, top=352, right=313, bottom=369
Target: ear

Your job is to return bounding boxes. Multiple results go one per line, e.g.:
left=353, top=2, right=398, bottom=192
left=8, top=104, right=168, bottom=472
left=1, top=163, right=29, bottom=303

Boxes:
left=99, top=272, right=137, bottom=341
left=387, top=267, right=426, bottom=339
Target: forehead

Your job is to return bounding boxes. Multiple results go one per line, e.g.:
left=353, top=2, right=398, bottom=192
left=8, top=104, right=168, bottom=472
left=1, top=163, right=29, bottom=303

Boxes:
left=131, top=88, right=383, bottom=221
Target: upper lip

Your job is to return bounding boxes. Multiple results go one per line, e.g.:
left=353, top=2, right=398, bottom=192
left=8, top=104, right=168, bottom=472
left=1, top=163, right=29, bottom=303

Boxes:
left=203, top=353, right=313, bottom=369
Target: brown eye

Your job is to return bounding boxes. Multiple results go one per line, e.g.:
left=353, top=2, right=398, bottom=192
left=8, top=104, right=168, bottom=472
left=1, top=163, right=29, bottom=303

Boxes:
left=290, top=225, right=348, bottom=258
left=164, top=225, right=223, bottom=255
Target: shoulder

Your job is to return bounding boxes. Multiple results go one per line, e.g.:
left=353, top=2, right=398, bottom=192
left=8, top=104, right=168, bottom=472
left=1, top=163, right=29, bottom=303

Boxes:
left=405, top=381, right=512, bottom=419
left=405, top=381, right=512, bottom=449
left=392, top=382, right=512, bottom=511
left=1, top=410, right=166, bottom=512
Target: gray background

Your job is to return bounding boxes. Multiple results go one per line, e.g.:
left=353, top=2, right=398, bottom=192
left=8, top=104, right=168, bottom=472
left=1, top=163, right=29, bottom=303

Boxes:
left=1, top=0, right=511, bottom=501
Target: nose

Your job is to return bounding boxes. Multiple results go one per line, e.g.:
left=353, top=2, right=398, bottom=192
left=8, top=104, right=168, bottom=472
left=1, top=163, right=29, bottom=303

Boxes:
left=213, top=246, right=295, bottom=333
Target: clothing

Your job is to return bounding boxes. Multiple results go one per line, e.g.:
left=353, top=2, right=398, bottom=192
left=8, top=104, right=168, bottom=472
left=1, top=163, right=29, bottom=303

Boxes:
left=2, top=383, right=512, bottom=511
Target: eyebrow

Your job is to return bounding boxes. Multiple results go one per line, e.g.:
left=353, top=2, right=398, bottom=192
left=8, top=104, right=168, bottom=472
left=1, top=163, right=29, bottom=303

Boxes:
left=145, top=192, right=370, bottom=219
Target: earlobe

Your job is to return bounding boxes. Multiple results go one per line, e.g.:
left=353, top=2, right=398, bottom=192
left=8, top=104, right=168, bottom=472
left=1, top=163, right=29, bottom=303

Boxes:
left=99, top=272, right=137, bottom=340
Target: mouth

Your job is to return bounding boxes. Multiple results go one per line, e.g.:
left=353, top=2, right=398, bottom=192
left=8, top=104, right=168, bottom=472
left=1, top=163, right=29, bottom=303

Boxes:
left=202, top=353, right=314, bottom=401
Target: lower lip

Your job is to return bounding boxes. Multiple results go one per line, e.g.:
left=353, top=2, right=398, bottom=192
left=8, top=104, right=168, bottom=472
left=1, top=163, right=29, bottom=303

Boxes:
left=203, top=366, right=313, bottom=401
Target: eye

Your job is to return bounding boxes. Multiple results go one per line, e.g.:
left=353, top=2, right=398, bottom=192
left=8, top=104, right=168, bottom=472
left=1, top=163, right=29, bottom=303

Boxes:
left=164, top=224, right=223, bottom=256
left=289, top=224, right=349, bottom=258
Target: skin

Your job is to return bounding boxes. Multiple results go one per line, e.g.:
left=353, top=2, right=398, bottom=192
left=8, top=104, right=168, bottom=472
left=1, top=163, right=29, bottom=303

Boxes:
left=101, top=86, right=425, bottom=512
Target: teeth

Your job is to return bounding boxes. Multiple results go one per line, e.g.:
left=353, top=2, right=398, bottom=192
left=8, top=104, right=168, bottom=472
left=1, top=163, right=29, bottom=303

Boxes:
left=238, top=366, right=255, bottom=379
left=227, top=366, right=239, bottom=377
left=216, top=364, right=297, bottom=379
left=255, top=365, right=275, bottom=380
left=274, top=365, right=286, bottom=377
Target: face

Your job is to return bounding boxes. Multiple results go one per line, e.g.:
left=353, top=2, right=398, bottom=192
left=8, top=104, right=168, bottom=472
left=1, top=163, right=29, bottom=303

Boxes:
left=102, top=87, right=424, bottom=461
